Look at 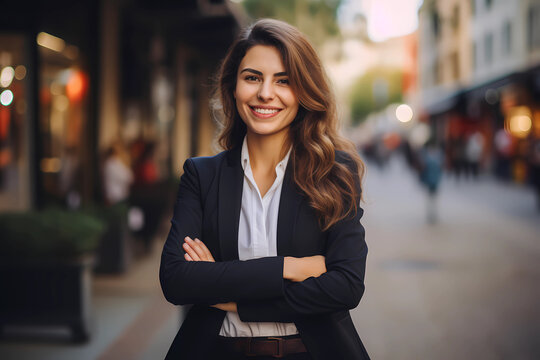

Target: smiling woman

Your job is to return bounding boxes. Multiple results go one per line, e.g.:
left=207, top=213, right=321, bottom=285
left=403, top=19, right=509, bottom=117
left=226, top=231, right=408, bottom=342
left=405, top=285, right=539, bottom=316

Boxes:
left=160, top=18, right=369, bottom=360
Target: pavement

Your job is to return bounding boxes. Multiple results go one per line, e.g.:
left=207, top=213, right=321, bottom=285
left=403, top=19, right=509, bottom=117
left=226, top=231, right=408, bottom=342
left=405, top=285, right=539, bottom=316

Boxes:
left=353, top=156, right=540, bottom=360
left=1, top=155, right=539, bottom=359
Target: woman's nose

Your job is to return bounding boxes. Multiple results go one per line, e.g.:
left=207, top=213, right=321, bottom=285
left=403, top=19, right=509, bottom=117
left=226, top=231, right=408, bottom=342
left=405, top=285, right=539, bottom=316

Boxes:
left=257, top=81, right=275, bottom=102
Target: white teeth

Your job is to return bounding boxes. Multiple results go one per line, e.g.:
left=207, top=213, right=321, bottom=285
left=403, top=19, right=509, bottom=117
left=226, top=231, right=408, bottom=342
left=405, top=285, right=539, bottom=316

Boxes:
left=253, top=107, right=279, bottom=115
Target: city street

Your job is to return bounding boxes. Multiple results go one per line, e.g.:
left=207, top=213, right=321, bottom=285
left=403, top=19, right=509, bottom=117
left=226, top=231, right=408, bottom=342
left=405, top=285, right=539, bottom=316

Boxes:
left=2, top=1, right=539, bottom=359
left=354, top=156, right=540, bottom=360
left=1, top=156, right=539, bottom=360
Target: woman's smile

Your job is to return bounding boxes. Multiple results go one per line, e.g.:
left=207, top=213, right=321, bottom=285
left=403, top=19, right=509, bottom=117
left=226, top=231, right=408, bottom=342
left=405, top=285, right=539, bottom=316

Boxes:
left=249, top=105, right=282, bottom=118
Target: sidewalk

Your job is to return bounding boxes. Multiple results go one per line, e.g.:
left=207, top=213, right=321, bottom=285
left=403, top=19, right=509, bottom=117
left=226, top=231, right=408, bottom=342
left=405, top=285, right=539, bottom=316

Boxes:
left=351, top=157, right=540, bottom=360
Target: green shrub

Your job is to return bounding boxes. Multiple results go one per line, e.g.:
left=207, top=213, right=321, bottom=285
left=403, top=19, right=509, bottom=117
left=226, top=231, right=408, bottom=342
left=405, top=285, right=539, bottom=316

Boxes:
left=0, top=208, right=105, bottom=261
left=82, top=202, right=129, bottom=223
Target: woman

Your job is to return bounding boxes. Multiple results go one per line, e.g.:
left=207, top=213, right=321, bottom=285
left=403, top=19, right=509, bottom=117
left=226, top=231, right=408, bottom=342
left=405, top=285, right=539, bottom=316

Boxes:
left=160, top=19, right=369, bottom=360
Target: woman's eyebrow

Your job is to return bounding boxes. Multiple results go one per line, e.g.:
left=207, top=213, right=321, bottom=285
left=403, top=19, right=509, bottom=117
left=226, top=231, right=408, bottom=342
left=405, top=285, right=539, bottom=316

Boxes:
left=240, top=68, right=288, bottom=77
left=240, top=68, right=262, bottom=76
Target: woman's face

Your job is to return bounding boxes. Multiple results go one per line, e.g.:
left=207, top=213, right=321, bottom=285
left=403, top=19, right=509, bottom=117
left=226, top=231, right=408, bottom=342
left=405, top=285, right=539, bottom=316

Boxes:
left=234, top=45, right=299, bottom=139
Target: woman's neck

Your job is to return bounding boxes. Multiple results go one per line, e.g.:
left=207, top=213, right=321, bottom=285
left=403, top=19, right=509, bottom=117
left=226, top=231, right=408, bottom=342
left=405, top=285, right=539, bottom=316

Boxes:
left=246, top=131, right=291, bottom=173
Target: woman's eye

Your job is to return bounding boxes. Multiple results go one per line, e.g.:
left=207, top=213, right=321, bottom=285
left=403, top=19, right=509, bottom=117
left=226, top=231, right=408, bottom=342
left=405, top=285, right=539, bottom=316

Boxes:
left=277, top=78, right=289, bottom=85
left=245, top=75, right=259, bottom=82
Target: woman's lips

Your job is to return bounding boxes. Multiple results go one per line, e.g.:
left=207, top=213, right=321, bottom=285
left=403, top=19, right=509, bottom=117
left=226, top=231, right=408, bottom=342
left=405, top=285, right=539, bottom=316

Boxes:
left=249, top=106, right=282, bottom=119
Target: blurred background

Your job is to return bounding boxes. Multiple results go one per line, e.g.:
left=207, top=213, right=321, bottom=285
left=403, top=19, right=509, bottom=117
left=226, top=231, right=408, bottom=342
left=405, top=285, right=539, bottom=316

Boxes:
left=0, top=0, right=539, bottom=359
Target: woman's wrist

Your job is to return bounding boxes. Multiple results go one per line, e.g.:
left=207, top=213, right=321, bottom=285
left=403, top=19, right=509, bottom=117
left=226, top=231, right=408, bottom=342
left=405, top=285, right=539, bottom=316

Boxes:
left=283, top=255, right=326, bottom=282
left=283, top=256, right=298, bottom=281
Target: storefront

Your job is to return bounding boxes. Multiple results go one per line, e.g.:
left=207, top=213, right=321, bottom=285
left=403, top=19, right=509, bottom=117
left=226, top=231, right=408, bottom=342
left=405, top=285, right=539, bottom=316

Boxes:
left=0, top=33, right=32, bottom=211
left=424, top=65, right=540, bottom=183
left=1, top=1, right=100, bottom=211
left=1, top=0, right=242, bottom=213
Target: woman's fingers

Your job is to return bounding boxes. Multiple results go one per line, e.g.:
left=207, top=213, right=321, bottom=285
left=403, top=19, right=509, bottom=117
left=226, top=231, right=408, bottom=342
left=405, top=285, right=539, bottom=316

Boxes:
left=183, top=237, right=215, bottom=262
left=187, top=238, right=208, bottom=260
left=183, top=241, right=201, bottom=261
left=195, top=238, right=215, bottom=262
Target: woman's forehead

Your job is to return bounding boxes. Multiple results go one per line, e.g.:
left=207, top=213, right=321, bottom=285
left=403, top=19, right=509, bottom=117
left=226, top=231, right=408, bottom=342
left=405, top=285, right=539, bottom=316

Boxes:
left=238, top=45, right=286, bottom=74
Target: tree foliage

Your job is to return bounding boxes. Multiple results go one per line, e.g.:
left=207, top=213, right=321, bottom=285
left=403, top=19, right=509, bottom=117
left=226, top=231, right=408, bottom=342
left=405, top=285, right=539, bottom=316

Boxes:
left=349, top=67, right=403, bottom=125
left=241, top=0, right=343, bottom=45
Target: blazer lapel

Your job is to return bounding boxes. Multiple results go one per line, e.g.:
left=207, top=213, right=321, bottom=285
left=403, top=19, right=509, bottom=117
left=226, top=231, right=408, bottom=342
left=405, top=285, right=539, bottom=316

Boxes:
left=277, top=160, right=303, bottom=256
left=218, top=147, right=243, bottom=261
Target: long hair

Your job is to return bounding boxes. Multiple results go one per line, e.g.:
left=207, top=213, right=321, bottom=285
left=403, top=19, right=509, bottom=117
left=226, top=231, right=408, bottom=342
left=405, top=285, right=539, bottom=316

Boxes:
left=214, top=18, right=365, bottom=230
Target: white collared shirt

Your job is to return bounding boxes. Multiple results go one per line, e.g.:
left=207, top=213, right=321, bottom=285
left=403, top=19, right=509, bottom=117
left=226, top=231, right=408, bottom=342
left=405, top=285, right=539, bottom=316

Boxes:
left=219, top=137, right=299, bottom=337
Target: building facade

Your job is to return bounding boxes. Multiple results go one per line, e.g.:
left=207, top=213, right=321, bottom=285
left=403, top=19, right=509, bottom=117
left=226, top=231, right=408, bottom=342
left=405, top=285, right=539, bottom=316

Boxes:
left=418, top=0, right=540, bottom=182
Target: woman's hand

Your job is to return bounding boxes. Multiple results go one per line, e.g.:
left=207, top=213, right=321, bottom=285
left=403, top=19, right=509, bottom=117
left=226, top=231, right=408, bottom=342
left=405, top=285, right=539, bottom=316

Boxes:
left=182, top=237, right=236, bottom=312
left=211, top=302, right=237, bottom=312
left=182, top=236, right=215, bottom=262
left=283, top=255, right=326, bottom=282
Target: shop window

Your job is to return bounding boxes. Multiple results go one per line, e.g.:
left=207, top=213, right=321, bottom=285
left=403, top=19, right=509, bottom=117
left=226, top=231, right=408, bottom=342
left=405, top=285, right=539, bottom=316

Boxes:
left=452, top=5, right=460, bottom=32
left=431, top=11, right=440, bottom=40
left=484, top=33, right=493, bottom=66
left=502, top=21, right=512, bottom=55
left=472, top=41, right=478, bottom=70
left=37, top=32, right=89, bottom=208
left=0, top=34, right=30, bottom=211
left=528, top=4, right=540, bottom=52
left=433, top=59, right=441, bottom=85
left=450, top=51, right=460, bottom=81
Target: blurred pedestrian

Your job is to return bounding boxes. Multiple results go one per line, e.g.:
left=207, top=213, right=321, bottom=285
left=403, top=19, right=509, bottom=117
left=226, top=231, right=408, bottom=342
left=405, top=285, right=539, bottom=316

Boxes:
left=129, top=141, right=162, bottom=250
left=402, top=137, right=421, bottom=173
left=530, top=137, right=540, bottom=211
left=102, top=141, right=133, bottom=205
left=453, top=137, right=467, bottom=180
left=59, top=145, right=82, bottom=209
left=494, top=128, right=513, bottom=180
left=133, top=142, right=158, bottom=185
left=160, top=19, right=369, bottom=360
left=419, top=139, right=443, bottom=224
left=465, top=131, right=485, bottom=179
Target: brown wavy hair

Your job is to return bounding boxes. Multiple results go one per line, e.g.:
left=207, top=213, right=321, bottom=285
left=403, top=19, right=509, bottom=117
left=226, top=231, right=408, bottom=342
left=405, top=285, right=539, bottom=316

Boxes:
left=214, top=18, right=365, bottom=230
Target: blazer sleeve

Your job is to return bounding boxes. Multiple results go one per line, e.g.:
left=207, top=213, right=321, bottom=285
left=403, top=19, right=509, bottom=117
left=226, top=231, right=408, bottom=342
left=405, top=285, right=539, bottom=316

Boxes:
left=237, top=161, right=367, bottom=323
left=159, top=158, right=285, bottom=306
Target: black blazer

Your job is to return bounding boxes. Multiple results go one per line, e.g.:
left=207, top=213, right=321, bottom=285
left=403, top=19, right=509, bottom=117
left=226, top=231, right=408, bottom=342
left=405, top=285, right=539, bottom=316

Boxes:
left=160, top=146, right=370, bottom=360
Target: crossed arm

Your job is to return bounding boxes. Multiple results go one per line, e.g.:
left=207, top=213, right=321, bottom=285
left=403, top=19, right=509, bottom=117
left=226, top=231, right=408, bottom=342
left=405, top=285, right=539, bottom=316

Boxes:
left=159, top=158, right=367, bottom=323
left=181, top=236, right=327, bottom=312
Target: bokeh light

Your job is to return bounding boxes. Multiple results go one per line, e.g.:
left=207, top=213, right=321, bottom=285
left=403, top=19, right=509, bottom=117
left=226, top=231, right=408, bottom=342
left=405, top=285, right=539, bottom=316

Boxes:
left=66, top=70, right=87, bottom=102
left=0, top=89, right=14, bottom=106
left=14, top=65, right=26, bottom=80
left=36, top=32, right=65, bottom=52
left=396, top=104, right=413, bottom=123
left=506, top=106, right=532, bottom=139
left=0, top=66, right=15, bottom=87
left=509, top=115, right=532, bottom=137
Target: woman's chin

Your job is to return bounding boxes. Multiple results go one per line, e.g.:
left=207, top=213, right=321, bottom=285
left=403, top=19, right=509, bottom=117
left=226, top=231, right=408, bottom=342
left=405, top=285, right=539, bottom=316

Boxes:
left=245, top=124, right=290, bottom=138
